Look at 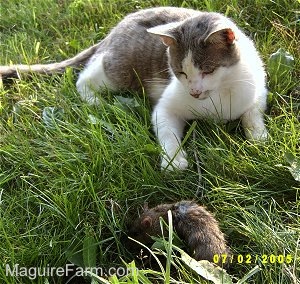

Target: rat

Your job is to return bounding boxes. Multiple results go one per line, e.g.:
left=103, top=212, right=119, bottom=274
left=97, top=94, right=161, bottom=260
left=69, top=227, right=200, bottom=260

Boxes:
left=128, top=200, right=230, bottom=265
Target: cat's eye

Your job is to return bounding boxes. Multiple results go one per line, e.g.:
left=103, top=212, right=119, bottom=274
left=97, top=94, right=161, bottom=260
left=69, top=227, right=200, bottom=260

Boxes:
left=178, top=71, right=188, bottom=79
left=202, top=69, right=215, bottom=75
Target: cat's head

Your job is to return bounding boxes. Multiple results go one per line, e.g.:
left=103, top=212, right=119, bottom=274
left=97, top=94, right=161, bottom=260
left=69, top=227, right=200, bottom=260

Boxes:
left=148, top=13, right=240, bottom=99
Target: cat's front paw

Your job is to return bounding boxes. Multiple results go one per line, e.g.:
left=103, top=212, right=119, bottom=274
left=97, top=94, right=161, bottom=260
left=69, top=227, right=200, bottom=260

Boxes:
left=161, top=152, right=188, bottom=171
left=245, top=127, right=268, bottom=141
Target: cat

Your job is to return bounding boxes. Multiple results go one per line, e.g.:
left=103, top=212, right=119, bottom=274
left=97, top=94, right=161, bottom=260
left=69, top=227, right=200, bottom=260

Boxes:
left=0, top=7, right=268, bottom=170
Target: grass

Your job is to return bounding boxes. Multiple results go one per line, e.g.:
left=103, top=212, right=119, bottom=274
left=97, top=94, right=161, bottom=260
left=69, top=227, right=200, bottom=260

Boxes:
left=0, top=0, right=299, bottom=283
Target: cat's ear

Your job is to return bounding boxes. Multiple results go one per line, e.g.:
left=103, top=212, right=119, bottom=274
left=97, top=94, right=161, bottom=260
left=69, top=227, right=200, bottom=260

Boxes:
left=205, top=28, right=236, bottom=45
left=147, top=22, right=180, bottom=46
left=159, top=35, right=175, bottom=47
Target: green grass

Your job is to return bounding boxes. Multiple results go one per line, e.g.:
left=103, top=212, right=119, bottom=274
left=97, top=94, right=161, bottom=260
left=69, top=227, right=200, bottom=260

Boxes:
left=0, top=0, right=299, bottom=283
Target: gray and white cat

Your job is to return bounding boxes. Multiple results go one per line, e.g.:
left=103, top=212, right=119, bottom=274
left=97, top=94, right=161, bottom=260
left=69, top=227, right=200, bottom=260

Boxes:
left=0, top=7, right=268, bottom=170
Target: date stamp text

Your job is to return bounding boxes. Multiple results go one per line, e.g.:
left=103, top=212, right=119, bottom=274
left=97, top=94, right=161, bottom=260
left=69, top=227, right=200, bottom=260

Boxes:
left=213, top=254, right=293, bottom=264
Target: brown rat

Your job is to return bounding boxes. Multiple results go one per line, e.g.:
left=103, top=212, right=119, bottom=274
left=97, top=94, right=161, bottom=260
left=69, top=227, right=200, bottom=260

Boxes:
left=128, top=200, right=230, bottom=264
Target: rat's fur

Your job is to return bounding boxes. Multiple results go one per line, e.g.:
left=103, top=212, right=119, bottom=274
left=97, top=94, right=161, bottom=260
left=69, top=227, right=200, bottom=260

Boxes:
left=128, top=201, right=230, bottom=264
left=0, top=7, right=268, bottom=170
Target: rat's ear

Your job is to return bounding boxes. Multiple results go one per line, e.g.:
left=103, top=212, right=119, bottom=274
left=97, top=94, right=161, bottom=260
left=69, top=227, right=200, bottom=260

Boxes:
left=147, top=22, right=181, bottom=46
left=141, top=216, right=152, bottom=228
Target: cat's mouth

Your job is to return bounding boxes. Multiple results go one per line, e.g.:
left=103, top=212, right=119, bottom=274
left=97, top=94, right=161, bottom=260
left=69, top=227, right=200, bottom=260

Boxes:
left=190, top=91, right=209, bottom=100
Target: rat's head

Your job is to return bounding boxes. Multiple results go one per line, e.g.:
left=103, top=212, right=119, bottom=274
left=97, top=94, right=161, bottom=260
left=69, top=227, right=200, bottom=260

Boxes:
left=128, top=203, right=173, bottom=245
left=148, top=13, right=240, bottom=99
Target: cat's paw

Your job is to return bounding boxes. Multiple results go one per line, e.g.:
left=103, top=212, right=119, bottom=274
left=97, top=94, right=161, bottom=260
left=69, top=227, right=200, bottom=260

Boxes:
left=76, top=81, right=100, bottom=105
left=78, top=88, right=100, bottom=105
left=161, top=152, right=188, bottom=171
left=245, top=127, right=268, bottom=141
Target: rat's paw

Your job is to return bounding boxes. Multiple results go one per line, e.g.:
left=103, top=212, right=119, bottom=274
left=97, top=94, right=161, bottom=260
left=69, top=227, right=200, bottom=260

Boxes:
left=161, top=152, right=188, bottom=171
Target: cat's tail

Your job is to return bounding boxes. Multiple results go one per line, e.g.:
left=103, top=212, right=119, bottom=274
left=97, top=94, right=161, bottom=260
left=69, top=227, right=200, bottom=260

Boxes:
left=0, top=43, right=100, bottom=79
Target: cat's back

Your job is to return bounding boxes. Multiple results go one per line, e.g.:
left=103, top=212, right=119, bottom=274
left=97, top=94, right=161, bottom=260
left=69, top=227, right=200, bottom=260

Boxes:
left=100, top=7, right=200, bottom=50
left=119, top=7, right=200, bottom=30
